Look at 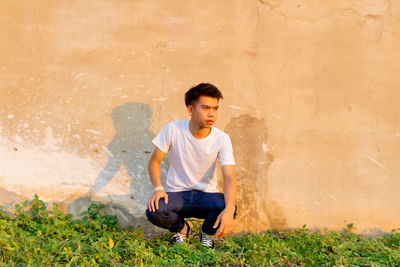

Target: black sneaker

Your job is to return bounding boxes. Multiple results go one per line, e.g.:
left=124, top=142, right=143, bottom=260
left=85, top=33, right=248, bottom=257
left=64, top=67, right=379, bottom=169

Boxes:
left=175, top=221, right=191, bottom=245
left=200, top=230, right=214, bottom=249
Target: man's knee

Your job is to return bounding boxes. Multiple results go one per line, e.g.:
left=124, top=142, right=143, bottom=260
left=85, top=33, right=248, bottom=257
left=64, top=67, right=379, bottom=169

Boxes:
left=213, top=193, right=237, bottom=219
left=213, top=194, right=226, bottom=212
left=146, top=200, right=169, bottom=223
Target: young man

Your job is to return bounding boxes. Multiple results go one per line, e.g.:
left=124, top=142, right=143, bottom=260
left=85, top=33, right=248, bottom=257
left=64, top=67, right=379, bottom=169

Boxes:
left=146, top=83, right=237, bottom=248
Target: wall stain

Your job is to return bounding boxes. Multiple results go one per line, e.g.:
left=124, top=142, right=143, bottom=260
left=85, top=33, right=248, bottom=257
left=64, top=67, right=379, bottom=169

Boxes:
left=266, top=200, right=287, bottom=230
left=225, top=114, right=287, bottom=232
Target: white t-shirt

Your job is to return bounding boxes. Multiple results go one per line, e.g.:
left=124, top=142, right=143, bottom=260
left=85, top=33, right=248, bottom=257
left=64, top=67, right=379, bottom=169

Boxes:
left=152, top=120, right=235, bottom=192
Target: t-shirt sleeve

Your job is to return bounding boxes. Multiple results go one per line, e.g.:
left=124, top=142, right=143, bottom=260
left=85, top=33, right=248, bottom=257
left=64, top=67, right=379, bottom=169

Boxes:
left=152, top=123, right=172, bottom=153
left=219, top=134, right=235, bottom=166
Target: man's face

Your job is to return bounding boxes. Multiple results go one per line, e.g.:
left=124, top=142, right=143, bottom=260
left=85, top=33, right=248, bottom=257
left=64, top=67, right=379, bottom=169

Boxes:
left=188, top=96, right=219, bottom=129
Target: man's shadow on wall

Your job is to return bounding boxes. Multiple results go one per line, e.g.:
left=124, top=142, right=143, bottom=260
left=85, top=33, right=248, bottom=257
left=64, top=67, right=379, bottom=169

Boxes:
left=68, top=102, right=167, bottom=232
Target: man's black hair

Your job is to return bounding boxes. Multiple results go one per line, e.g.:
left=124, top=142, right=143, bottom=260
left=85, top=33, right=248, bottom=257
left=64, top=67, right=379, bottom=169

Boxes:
left=185, top=83, right=223, bottom=107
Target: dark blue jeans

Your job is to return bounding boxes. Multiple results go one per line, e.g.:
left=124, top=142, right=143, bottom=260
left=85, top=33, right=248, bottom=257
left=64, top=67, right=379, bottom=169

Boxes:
left=146, top=190, right=236, bottom=236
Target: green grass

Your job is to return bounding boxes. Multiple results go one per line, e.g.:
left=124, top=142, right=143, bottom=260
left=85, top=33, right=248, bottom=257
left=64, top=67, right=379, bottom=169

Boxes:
left=1, top=195, right=400, bottom=266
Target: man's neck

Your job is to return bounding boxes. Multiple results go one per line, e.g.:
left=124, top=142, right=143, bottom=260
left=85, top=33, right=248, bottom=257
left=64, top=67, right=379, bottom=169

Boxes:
left=189, top=120, right=211, bottom=139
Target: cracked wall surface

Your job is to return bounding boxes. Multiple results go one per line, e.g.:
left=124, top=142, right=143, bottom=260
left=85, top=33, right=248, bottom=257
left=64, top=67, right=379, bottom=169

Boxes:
left=0, top=0, right=399, bottom=234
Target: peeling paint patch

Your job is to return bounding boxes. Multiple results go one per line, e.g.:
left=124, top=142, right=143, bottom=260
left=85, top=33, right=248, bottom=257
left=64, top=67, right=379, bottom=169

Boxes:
left=0, top=129, right=99, bottom=201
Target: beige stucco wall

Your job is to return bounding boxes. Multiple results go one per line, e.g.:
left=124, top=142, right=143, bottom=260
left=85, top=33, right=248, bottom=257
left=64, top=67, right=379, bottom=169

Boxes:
left=1, top=0, right=399, bottom=234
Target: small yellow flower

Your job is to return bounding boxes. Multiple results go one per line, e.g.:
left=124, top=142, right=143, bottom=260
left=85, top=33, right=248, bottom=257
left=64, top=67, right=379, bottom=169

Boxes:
left=109, top=238, right=114, bottom=249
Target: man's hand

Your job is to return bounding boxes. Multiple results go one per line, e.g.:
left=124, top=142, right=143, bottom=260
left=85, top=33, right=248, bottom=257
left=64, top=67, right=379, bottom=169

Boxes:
left=213, top=208, right=235, bottom=238
left=146, top=190, right=168, bottom=212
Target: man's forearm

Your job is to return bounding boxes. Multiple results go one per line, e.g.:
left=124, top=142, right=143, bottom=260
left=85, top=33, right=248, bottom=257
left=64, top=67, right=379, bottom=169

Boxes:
left=223, top=175, right=237, bottom=213
left=148, top=159, right=163, bottom=189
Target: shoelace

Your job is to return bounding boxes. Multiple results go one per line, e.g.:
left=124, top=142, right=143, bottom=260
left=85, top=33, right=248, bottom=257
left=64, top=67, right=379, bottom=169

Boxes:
left=175, top=222, right=190, bottom=244
left=201, top=232, right=213, bottom=248
left=175, top=232, right=185, bottom=244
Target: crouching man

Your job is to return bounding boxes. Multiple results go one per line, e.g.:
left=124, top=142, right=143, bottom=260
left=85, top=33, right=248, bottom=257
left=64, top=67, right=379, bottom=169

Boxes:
left=146, top=83, right=237, bottom=248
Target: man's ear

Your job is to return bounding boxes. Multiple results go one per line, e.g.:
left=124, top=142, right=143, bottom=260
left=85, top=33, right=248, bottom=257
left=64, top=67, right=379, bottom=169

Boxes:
left=187, top=105, right=194, bottom=116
